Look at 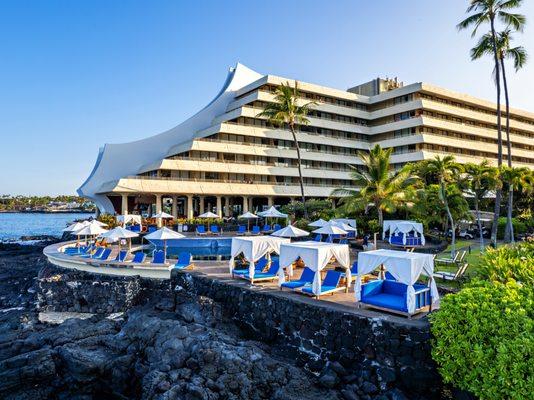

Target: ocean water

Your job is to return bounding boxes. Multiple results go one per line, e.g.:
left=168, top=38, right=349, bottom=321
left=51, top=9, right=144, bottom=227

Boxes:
left=0, top=212, right=94, bottom=241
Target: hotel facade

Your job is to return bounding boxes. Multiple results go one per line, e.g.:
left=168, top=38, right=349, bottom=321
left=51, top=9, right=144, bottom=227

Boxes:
left=78, top=63, right=534, bottom=218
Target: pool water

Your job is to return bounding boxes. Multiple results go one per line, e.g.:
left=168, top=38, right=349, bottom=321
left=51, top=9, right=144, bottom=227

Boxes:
left=144, top=237, right=232, bottom=260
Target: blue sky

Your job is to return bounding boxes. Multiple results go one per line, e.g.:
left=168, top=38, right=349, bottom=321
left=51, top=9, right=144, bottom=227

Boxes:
left=0, top=0, right=533, bottom=195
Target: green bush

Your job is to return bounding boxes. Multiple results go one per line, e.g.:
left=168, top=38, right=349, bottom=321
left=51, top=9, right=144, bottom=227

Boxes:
left=430, top=281, right=534, bottom=400
left=497, top=217, right=527, bottom=240
left=293, top=218, right=311, bottom=232
left=98, top=213, right=118, bottom=228
left=478, top=241, right=534, bottom=285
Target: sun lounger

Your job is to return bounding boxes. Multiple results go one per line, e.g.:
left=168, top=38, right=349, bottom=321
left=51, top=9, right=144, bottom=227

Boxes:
left=95, top=248, right=112, bottom=261
left=237, top=225, right=246, bottom=235
left=251, top=225, right=261, bottom=235
left=273, top=224, right=281, bottom=232
left=340, top=261, right=358, bottom=282
left=325, top=235, right=334, bottom=243
left=114, top=250, right=129, bottom=262
left=196, top=225, right=207, bottom=236
left=173, top=252, right=193, bottom=270
left=280, top=267, right=315, bottom=290
left=313, top=234, right=322, bottom=242
left=339, top=238, right=348, bottom=245
left=128, top=252, right=146, bottom=264
left=80, top=247, right=104, bottom=259
left=152, top=249, right=166, bottom=264
left=241, top=260, right=280, bottom=283
left=210, top=225, right=221, bottom=235
left=262, top=224, right=271, bottom=233
left=302, top=270, right=343, bottom=298
left=433, top=262, right=469, bottom=281
left=232, top=256, right=268, bottom=277
left=435, top=250, right=465, bottom=266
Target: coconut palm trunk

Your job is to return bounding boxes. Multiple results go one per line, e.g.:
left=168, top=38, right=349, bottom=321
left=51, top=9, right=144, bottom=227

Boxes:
left=288, top=121, right=307, bottom=219
left=440, top=182, right=456, bottom=257
left=474, top=194, right=485, bottom=252
left=489, top=18, right=503, bottom=248
left=500, top=58, right=514, bottom=243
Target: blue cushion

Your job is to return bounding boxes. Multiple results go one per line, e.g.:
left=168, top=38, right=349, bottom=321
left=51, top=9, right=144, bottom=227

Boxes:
left=363, top=293, right=408, bottom=312
left=131, top=252, right=146, bottom=263
left=302, top=285, right=338, bottom=295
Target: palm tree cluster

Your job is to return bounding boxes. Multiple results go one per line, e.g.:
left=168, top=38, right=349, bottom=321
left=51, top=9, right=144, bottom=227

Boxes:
left=458, top=0, right=528, bottom=245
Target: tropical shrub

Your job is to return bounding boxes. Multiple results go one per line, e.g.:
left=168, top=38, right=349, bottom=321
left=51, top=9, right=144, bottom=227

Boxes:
left=430, top=281, right=534, bottom=400
left=293, top=218, right=311, bottom=232
left=497, top=217, right=527, bottom=240
left=280, top=199, right=334, bottom=220
left=98, top=213, right=118, bottom=228
left=477, top=241, right=534, bottom=285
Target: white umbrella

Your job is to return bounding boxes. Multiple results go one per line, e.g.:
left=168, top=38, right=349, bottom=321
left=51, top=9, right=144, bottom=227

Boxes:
left=308, top=218, right=328, bottom=227
left=145, top=227, right=185, bottom=259
left=63, top=221, right=87, bottom=232
left=198, top=211, right=220, bottom=218
left=312, top=225, right=347, bottom=235
left=271, top=225, right=309, bottom=238
left=330, top=220, right=357, bottom=232
left=91, top=220, right=108, bottom=227
left=74, top=224, right=109, bottom=236
left=101, top=226, right=139, bottom=251
left=238, top=211, right=258, bottom=231
left=153, top=211, right=174, bottom=219
left=258, top=206, right=288, bottom=218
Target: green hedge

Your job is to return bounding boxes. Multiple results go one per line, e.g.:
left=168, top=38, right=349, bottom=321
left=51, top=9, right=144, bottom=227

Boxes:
left=430, top=281, right=534, bottom=400
left=477, top=241, right=534, bottom=285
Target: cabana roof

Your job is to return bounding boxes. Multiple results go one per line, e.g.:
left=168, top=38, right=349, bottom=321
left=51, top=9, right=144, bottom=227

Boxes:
left=356, top=249, right=438, bottom=313
left=279, top=241, right=351, bottom=295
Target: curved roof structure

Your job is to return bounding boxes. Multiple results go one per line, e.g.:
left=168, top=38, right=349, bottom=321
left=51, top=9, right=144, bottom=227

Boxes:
left=78, top=63, right=264, bottom=213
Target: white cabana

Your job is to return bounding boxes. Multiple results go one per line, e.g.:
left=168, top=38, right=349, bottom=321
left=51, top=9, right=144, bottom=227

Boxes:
left=229, top=236, right=290, bottom=278
left=198, top=211, right=220, bottom=218
left=278, top=241, right=351, bottom=295
left=117, top=214, right=143, bottom=226
left=308, top=218, right=328, bottom=228
left=258, top=206, right=288, bottom=218
left=382, top=220, right=425, bottom=246
left=271, top=225, right=309, bottom=238
left=356, top=249, right=439, bottom=314
left=312, top=224, right=347, bottom=235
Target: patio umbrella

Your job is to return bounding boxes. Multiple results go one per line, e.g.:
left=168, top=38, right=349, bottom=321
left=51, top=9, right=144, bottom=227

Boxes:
left=258, top=206, right=288, bottom=218
left=91, top=220, right=108, bottom=227
left=330, top=220, right=357, bottom=232
left=100, top=226, right=139, bottom=251
left=144, top=226, right=185, bottom=259
left=238, top=211, right=258, bottom=231
left=63, top=221, right=88, bottom=232
left=271, top=225, right=309, bottom=238
left=73, top=223, right=109, bottom=246
left=153, top=211, right=174, bottom=219
left=198, top=211, right=220, bottom=218
left=312, top=225, right=347, bottom=235
left=308, top=218, right=328, bottom=228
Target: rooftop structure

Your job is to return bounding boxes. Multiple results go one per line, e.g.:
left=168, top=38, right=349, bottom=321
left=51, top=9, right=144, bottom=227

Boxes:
left=79, top=63, right=534, bottom=217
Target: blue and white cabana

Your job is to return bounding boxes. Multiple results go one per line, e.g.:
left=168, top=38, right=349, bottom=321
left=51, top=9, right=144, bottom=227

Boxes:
left=383, top=220, right=425, bottom=246
left=278, top=241, right=351, bottom=295
left=117, top=214, right=143, bottom=231
left=356, top=249, right=438, bottom=316
left=229, top=236, right=290, bottom=278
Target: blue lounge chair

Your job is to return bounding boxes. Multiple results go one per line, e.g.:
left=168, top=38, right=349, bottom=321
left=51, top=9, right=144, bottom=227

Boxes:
left=251, top=225, right=261, bottom=235
left=262, top=224, right=271, bottom=233
left=147, top=225, right=157, bottom=233
left=114, top=250, right=129, bottom=262
left=94, top=248, right=112, bottom=261
left=281, top=267, right=315, bottom=290
left=128, top=252, right=146, bottom=264
left=232, top=256, right=268, bottom=277
left=81, top=247, right=104, bottom=259
left=196, top=225, right=207, bottom=236
left=341, top=261, right=358, bottom=282
left=210, top=225, right=221, bottom=235
left=347, top=230, right=356, bottom=239
left=339, top=238, right=348, bottom=245
left=325, top=235, right=334, bottom=243
left=236, top=225, right=246, bottom=235
left=313, top=234, right=322, bottom=242
left=173, top=252, right=193, bottom=270
left=128, top=225, right=141, bottom=232
left=302, top=270, right=343, bottom=298
left=273, top=224, right=281, bottom=232
left=152, top=249, right=166, bottom=264
left=242, top=260, right=280, bottom=283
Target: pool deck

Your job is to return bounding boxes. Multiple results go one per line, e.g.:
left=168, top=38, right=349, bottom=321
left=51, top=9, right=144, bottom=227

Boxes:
left=44, top=240, right=431, bottom=324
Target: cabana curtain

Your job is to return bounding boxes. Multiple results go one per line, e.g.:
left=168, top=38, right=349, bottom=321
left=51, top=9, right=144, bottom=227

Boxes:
left=279, top=242, right=350, bottom=295
left=382, top=220, right=425, bottom=245
left=117, top=214, right=142, bottom=226
left=356, top=249, right=439, bottom=313
left=229, top=237, right=290, bottom=278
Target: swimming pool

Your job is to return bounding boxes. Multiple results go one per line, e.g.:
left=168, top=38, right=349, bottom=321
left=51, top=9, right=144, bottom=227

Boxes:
left=145, top=237, right=232, bottom=260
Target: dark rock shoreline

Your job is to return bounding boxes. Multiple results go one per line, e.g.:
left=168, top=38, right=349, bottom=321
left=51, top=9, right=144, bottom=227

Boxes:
left=0, top=243, right=446, bottom=399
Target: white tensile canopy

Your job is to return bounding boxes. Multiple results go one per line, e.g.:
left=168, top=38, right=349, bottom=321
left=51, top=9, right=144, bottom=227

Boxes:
left=382, top=220, right=425, bottom=245
left=331, top=218, right=357, bottom=228
left=308, top=218, right=328, bottom=228
left=74, top=223, right=108, bottom=236
left=91, top=220, right=108, bottom=227
left=238, top=211, right=258, bottom=219
left=63, top=221, right=89, bottom=232
left=258, top=206, right=288, bottom=218
left=198, top=211, right=220, bottom=218
left=117, top=214, right=143, bottom=226
left=312, top=224, right=347, bottom=235
left=329, top=220, right=357, bottom=233
left=271, top=225, right=309, bottom=238
left=153, top=211, right=174, bottom=219
left=278, top=241, right=351, bottom=295
left=229, top=236, right=290, bottom=278
left=356, top=249, right=438, bottom=313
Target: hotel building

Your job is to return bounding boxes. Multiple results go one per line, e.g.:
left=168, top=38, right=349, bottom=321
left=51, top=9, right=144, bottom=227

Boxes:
left=78, top=63, right=534, bottom=218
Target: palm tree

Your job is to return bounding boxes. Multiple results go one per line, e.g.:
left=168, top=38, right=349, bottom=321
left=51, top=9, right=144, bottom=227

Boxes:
left=470, top=29, right=528, bottom=242
left=500, top=166, right=530, bottom=242
left=423, top=156, right=463, bottom=256
left=331, top=145, right=418, bottom=226
left=257, top=82, right=316, bottom=218
left=464, top=161, right=498, bottom=251
left=458, top=0, right=526, bottom=247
